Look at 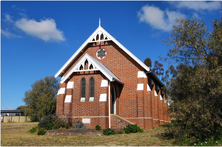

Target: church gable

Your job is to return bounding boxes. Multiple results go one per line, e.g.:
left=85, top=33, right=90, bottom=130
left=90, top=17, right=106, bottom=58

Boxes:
left=54, top=22, right=150, bottom=79
left=60, top=53, right=122, bottom=84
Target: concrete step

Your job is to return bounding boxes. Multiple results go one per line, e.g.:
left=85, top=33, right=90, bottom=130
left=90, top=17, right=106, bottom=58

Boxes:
left=111, top=114, right=134, bottom=129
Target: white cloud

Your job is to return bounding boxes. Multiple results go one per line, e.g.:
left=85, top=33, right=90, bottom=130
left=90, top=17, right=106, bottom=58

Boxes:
left=7, top=107, right=13, bottom=110
left=1, top=29, right=22, bottom=38
left=138, top=5, right=186, bottom=31
left=19, top=13, right=27, bottom=18
left=12, top=4, right=26, bottom=11
left=175, top=1, right=221, bottom=11
left=4, top=14, right=14, bottom=23
left=15, top=18, right=65, bottom=42
left=192, top=13, right=200, bottom=19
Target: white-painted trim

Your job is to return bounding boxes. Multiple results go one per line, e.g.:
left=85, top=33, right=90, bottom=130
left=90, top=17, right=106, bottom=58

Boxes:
left=64, top=95, right=72, bottom=103
left=67, top=81, right=74, bottom=89
left=137, top=83, right=144, bottom=90
left=101, top=80, right=108, bottom=87
left=147, top=84, right=151, bottom=91
left=108, top=81, right=111, bottom=128
left=57, top=88, right=65, bottom=95
left=54, top=25, right=150, bottom=78
left=154, top=90, right=158, bottom=96
left=137, top=71, right=147, bottom=78
left=99, top=94, right=107, bottom=102
left=160, top=95, right=163, bottom=100
left=60, top=54, right=122, bottom=84
left=168, top=102, right=170, bottom=106
left=82, top=118, right=90, bottom=124
left=80, top=97, right=85, bottom=102
left=89, top=97, right=94, bottom=101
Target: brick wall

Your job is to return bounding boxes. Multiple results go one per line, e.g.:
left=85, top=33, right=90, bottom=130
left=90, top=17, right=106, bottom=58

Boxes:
left=56, top=41, right=170, bottom=129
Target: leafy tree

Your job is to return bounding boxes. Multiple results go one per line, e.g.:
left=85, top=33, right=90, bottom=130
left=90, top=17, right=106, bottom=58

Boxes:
left=152, top=61, right=164, bottom=77
left=16, top=105, right=29, bottom=116
left=144, top=57, right=152, bottom=67
left=23, top=76, right=59, bottom=122
left=144, top=58, right=164, bottom=78
left=162, top=18, right=222, bottom=143
left=16, top=105, right=28, bottom=110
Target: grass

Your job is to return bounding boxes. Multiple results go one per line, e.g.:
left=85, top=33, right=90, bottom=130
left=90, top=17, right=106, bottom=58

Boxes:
left=1, top=122, right=175, bottom=146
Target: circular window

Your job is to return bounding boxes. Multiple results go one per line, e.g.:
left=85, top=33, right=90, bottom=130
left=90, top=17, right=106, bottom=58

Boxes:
left=96, top=48, right=107, bottom=59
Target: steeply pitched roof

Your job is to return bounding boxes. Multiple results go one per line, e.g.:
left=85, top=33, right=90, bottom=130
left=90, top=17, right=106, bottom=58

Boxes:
left=55, top=24, right=151, bottom=78
left=60, top=53, right=122, bottom=84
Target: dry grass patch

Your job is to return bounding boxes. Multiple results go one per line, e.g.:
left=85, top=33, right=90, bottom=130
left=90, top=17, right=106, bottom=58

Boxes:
left=1, top=123, right=174, bottom=146
left=1, top=122, right=38, bottom=134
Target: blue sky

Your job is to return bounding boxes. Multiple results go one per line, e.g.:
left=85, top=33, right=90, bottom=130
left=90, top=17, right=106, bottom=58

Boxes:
left=1, top=1, right=221, bottom=110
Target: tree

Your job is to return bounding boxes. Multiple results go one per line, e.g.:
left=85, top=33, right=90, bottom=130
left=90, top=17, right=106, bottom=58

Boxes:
left=23, top=76, right=59, bottom=122
left=144, top=57, right=152, bottom=67
left=152, top=61, right=164, bottom=77
left=162, top=18, right=222, bottom=143
left=16, top=105, right=28, bottom=110
left=144, top=58, right=164, bottom=79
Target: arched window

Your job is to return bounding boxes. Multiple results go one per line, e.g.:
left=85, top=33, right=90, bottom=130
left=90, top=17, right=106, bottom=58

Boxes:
left=90, top=77, right=94, bottom=97
left=81, top=78, right=86, bottom=98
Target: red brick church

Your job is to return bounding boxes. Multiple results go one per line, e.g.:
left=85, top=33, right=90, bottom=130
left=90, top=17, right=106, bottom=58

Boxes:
left=55, top=20, right=171, bottom=129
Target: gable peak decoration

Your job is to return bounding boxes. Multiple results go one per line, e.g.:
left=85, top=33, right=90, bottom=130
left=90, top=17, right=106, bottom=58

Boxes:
left=55, top=20, right=150, bottom=78
left=60, top=53, right=122, bottom=84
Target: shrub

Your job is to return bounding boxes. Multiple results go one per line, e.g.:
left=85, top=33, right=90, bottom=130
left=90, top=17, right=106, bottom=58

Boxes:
left=28, top=126, right=38, bottom=133
left=48, top=123, right=53, bottom=130
left=103, top=128, right=115, bottom=135
left=37, top=128, right=46, bottom=135
left=95, top=125, right=101, bottom=130
left=38, top=114, right=55, bottom=129
left=124, top=124, right=143, bottom=134
left=38, top=114, right=69, bottom=130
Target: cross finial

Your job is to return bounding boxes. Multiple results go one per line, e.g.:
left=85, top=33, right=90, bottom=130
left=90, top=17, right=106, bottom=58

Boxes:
left=99, top=18, right=101, bottom=27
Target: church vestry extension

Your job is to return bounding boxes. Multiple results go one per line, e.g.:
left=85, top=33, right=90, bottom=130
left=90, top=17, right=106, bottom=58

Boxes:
left=55, top=20, right=171, bottom=129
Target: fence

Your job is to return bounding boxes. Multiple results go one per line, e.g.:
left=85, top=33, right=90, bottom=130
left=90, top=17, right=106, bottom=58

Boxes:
left=1, top=116, right=31, bottom=122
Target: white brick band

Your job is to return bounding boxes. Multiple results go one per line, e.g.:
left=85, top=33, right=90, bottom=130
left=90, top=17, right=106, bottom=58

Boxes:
left=64, top=95, right=72, bottom=103
left=57, top=88, right=65, bottom=95
left=67, top=81, right=74, bottom=89
left=101, top=80, right=108, bottom=87
left=137, top=71, right=146, bottom=78
left=137, top=83, right=144, bottom=90
left=99, top=94, right=107, bottom=101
